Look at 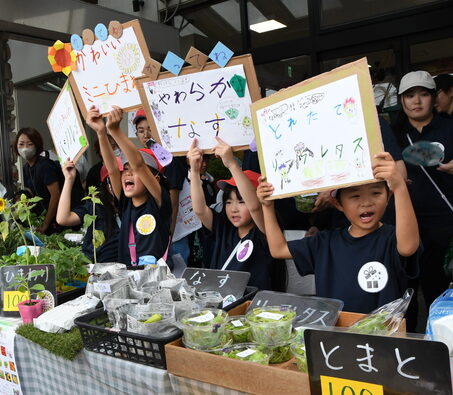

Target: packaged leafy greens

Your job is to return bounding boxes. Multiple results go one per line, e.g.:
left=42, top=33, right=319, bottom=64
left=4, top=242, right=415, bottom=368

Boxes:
left=182, top=333, right=232, bottom=355
left=267, top=343, right=293, bottom=364
left=246, top=306, right=296, bottom=346
left=290, top=342, right=307, bottom=372
left=222, top=343, right=270, bottom=365
left=348, top=289, right=413, bottom=335
left=225, top=316, right=252, bottom=344
left=179, top=309, right=228, bottom=349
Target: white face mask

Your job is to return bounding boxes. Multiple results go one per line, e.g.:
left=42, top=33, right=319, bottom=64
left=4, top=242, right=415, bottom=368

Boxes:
left=18, top=147, right=36, bottom=160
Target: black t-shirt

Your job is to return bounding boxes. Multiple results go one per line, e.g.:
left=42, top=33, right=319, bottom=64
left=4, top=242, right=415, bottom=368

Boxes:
left=118, top=188, right=172, bottom=265
left=72, top=201, right=119, bottom=263
left=206, top=210, right=274, bottom=290
left=379, top=116, right=402, bottom=161
left=164, top=157, right=189, bottom=190
left=398, top=115, right=453, bottom=225
left=23, top=157, right=61, bottom=215
left=287, top=224, right=419, bottom=313
left=86, top=161, right=103, bottom=190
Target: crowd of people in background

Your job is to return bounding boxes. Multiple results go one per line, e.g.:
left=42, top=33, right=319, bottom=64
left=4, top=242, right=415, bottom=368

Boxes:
left=3, top=70, right=453, bottom=332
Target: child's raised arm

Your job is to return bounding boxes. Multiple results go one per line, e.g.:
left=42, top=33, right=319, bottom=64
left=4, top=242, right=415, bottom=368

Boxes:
left=106, top=106, right=162, bottom=206
left=373, top=152, right=419, bottom=256
left=214, top=137, right=265, bottom=232
left=187, top=139, right=213, bottom=230
left=56, top=160, right=83, bottom=227
left=86, top=106, right=122, bottom=199
left=257, top=177, right=292, bottom=259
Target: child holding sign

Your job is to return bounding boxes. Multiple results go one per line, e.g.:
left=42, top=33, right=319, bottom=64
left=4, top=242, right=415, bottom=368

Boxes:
left=187, top=137, right=286, bottom=290
left=257, top=152, right=420, bottom=313
left=87, top=105, right=172, bottom=266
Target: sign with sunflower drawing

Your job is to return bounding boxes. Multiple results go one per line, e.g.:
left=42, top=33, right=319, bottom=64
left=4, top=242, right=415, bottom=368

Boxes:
left=68, top=20, right=151, bottom=118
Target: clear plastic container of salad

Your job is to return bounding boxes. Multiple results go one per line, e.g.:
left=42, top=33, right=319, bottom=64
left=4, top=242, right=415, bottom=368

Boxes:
left=246, top=306, right=296, bottom=346
left=225, top=316, right=252, bottom=344
left=178, top=308, right=228, bottom=350
left=222, top=343, right=270, bottom=365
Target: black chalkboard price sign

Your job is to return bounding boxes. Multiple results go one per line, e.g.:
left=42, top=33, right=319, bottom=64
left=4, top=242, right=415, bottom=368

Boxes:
left=248, top=291, right=344, bottom=327
left=182, top=267, right=250, bottom=302
left=0, top=265, right=57, bottom=317
left=305, top=329, right=452, bottom=395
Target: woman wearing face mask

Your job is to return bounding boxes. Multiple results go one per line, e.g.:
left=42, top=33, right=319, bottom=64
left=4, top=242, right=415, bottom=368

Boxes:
left=13, top=127, right=62, bottom=234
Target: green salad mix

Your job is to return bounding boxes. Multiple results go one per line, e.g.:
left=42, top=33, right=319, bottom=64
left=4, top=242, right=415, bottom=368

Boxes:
left=246, top=307, right=296, bottom=346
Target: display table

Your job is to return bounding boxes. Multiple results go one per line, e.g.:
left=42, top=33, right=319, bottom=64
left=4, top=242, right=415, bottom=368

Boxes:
left=169, top=373, right=248, bottom=395
left=15, top=335, right=174, bottom=395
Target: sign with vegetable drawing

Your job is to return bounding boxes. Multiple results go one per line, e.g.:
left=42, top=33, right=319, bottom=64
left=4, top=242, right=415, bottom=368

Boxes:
left=47, top=81, right=88, bottom=164
left=137, top=54, right=261, bottom=155
left=305, top=329, right=452, bottom=395
left=69, top=20, right=151, bottom=117
left=251, top=58, right=383, bottom=199
left=0, top=265, right=56, bottom=317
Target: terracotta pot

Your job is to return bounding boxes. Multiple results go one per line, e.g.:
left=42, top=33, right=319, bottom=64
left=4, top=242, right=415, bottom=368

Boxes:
left=17, top=299, right=43, bottom=324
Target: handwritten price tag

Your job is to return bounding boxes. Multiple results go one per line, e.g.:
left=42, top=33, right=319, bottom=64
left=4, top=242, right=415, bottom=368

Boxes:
left=320, top=375, right=383, bottom=395
left=3, top=291, right=30, bottom=312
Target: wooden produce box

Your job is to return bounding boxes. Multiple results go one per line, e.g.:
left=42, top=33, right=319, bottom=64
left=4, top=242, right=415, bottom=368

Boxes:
left=166, top=301, right=405, bottom=395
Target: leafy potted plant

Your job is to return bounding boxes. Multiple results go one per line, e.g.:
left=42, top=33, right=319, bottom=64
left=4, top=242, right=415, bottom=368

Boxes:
left=9, top=269, right=46, bottom=324
left=82, top=186, right=105, bottom=265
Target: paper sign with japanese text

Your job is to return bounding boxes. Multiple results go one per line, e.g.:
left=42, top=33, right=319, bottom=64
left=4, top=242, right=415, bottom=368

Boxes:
left=0, top=265, right=56, bottom=317
left=46, top=81, right=88, bottom=164
left=305, top=329, right=452, bottom=395
left=251, top=58, right=383, bottom=199
left=182, top=267, right=250, bottom=300
left=137, top=54, right=261, bottom=156
left=69, top=20, right=151, bottom=118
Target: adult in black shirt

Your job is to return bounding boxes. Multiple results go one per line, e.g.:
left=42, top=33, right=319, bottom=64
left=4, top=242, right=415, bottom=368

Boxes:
left=14, top=127, right=61, bottom=234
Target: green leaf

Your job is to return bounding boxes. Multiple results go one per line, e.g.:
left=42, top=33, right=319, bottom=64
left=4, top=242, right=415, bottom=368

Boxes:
left=29, top=269, right=45, bottom=278
left=30, top=284, right=45, bottom=291
left=92, top=197, right=102, bottom=205
left=0, top=221, right=8, bottom=241
left=83, top=214, right=96, bottom=229
left=29, top=196, right=43, bottom=203
left=17, top=284, right=27, bottom=293
left=87, top=186, right=98, bottom=196
left=93, top=229, right=105, bottom=248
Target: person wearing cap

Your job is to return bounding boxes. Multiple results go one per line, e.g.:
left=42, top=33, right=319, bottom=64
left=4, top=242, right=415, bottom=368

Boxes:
left=434, top=73, right=453, bottom=117
left=95, top=106, right=172, bottom=266
left=56, top=158, right=120, bottom=263
left=393, top=70, right=453, bottom=330
left=133, top=109, right=191, bottom=268
left=257, top=151, right=420, bottom=314
left=188, top=137, right=285, bottom=290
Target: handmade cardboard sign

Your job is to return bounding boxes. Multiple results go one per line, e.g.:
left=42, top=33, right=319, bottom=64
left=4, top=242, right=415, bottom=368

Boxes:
left=136, top=54, right=261, bottom=156
left=305, top=329, right=452, bottom=395
left=248, top=291, right=343, bottom=327
left=69, top=20, right=151, bottom=118
left=47, top=81, right=88, bottom=164
left=182, top=267, right=250, bottom=301
left=251, top=57, right=383, bottom=199
left=0, top=265, right=56, bottom=317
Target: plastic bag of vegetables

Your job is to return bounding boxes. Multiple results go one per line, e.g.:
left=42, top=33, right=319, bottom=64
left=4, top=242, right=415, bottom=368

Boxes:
left=348, top=289, right=413, bottom=335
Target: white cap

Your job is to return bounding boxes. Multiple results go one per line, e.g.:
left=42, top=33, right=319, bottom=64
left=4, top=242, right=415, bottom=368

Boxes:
left=398, top=71, right=435, bottom=94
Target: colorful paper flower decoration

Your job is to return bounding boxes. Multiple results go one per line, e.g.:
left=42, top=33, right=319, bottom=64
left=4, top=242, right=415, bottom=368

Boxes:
left=47, top=40, right=77, bottom=76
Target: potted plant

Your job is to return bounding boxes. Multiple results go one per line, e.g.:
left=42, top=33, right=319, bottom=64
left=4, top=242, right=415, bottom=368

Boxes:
left=9, top=269, right=46, bottom=324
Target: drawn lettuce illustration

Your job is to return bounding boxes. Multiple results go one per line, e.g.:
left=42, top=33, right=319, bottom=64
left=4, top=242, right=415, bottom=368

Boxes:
left=246, top=307, right=295, bottom=346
